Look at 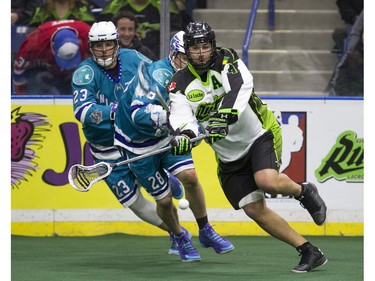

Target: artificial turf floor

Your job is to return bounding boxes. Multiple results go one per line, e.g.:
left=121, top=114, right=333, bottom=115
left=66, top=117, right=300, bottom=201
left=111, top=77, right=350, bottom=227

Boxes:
left=11, top=234, right=363, bottom=281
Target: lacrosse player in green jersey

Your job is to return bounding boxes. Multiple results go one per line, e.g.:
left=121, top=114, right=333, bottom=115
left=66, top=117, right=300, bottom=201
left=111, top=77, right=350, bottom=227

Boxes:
left=168, top=21, right=328, bottom=273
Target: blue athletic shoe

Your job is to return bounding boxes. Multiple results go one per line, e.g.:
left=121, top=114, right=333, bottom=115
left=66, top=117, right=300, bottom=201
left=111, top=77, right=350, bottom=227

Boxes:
left=165, top=170, right=184, bottom=199
left=168, top=226, right=192, bottom=255
left=174, top=231, right=201, bottom=262
left=199, top=223, right=234, bottom=254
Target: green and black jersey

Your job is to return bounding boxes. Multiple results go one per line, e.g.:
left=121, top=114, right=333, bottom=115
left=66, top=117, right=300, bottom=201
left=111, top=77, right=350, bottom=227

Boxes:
left=168, top=47, right=281, bottom=163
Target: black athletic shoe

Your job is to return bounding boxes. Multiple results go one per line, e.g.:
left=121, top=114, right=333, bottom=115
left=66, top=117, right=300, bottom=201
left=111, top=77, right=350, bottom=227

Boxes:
left=292, top=243, right=328, bottom=273
left=295, top=182, right=327, bottom=225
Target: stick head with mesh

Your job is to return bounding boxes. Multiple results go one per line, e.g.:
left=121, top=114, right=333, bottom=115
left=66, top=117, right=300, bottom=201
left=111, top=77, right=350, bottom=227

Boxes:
left=68, top=162, right=112, bottom=192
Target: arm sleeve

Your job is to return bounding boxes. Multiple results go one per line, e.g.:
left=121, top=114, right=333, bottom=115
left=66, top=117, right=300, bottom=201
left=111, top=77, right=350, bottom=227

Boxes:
left=169, top=90, right=200, bottom=137
left=72, top=71, right=113, bottom=131
left=129, top=85, right=169, bottom=138
left=347, top=10, right=363, bottom=52
left=219, top=58, right=254, bottom=119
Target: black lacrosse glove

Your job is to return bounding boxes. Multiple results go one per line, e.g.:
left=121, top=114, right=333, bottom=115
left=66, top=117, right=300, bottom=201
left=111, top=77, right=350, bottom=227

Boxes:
left=170, top=135, right=192, bottom=155
left=170, top=128, right=196, bottom=156
left=206, top=108, right=239, bottom=144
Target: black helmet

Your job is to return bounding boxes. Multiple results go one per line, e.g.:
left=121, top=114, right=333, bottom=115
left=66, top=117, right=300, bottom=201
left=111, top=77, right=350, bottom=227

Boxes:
left=184, top=21, right=216, bottom=72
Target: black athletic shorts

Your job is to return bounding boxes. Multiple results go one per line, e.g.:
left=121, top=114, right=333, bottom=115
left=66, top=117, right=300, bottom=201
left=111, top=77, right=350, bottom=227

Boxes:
left=217, top=130, right=279, bottom=209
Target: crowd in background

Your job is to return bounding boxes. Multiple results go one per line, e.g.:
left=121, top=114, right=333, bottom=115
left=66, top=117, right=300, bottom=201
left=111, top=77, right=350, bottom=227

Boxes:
left=11, top=0, right=207, bottom=95
left=11, top=0, right=362, bottom=97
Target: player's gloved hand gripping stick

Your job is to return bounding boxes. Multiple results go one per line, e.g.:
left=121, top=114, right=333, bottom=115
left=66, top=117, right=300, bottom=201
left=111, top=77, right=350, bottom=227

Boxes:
left=206, top=108, right=239, bottom=144
left=68, top=134, right=206, bottom=192
left=145, top=64, right=204, bottom=156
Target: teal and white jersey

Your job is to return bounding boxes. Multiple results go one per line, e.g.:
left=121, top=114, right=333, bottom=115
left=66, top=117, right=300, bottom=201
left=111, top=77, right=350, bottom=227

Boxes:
left=72, top=48, right=152, bottom=160
left=168, top=48, right=280, bottom=163
left=114, top=58, right=175, bottom=155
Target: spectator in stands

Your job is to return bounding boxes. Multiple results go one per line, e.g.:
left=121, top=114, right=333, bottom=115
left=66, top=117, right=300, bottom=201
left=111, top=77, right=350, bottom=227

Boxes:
left=331, top=0, right=363, bottom=54
left=112, top=10, right=157, bottom=60
left=87, top=0, right=110, bottom=10
left=11, top=0, right=42, bottom=25
left=99, top=0, right=183, bottom=59
left=13, top=20, right=91, bottom=95
left=84, top=0, right=111, bottom=21
left=174, top=0, right=207, bottom=26
left=327, top=10, right=363, bottom=96
left=28, top=0, right=95, bottom=27
left=173, top=0, right=193, bottom=27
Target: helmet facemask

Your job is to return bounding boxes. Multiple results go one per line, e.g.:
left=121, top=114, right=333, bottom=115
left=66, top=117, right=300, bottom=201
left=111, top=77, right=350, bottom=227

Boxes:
left=88, top=21, right=120, bottom=68
left=184, top=22, right=217, bottom=73
left=90, top=40, right=119, bottom=68
left=170, top=51, right=188, bottom=72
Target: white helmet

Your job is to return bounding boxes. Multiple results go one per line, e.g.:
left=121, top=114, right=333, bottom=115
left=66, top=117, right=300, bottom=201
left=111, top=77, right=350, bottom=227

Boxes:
left=88, top=21, right=119, bottom=67
left=169, top=31, right=186, bottom=71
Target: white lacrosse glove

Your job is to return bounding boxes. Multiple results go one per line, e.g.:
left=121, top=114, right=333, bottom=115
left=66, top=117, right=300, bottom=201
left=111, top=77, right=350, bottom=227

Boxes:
left=147, top=104, right=170, bottom=136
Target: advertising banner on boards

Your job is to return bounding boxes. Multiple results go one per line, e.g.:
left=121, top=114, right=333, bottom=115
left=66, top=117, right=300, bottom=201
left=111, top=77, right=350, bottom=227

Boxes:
left=11, top=97, right=363, bottom=236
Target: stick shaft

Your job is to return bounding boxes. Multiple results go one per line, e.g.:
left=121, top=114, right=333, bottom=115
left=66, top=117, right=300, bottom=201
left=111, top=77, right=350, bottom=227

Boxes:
left=113, top=135, right=206, bottom=168
left=154, top=86, right=170, bottom=113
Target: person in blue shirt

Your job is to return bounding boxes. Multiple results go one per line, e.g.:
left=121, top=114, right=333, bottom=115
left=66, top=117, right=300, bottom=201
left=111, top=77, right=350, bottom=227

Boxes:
left=71, top=21, right=188, bottom=258
left=114, top=31, right=234, bottom=262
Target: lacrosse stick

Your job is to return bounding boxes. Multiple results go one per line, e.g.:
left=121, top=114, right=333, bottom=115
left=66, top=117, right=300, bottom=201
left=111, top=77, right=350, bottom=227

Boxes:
left=154, top=85, right=170, bottom=114
left=138, top=61, right=180, bottom=135
left=137, top=61, right=171, bottom=112
left=68, top=134, right=206, bottom=192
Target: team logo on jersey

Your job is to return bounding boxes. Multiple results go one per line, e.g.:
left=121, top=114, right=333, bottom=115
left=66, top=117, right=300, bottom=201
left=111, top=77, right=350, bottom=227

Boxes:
left=226, top=62, right=239, bottom=74
left=195, top=93, right=225, bottom=122
left=168, top=82, right=177, bottom=92
left=152, top=68, right=173, bottom=88
left=72, top=65, right=94, bottom=85
left=186, top=90, right=205, bottom=102
left=90, top=110, right=103, bottom=124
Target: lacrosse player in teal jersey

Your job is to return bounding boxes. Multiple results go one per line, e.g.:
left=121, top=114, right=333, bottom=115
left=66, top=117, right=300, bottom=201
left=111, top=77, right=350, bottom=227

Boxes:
left=114, top=31, right=234, bottom=262
left=71, top=21, right=186, bottom=256
left=168, top=21, right=328, bottom=273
